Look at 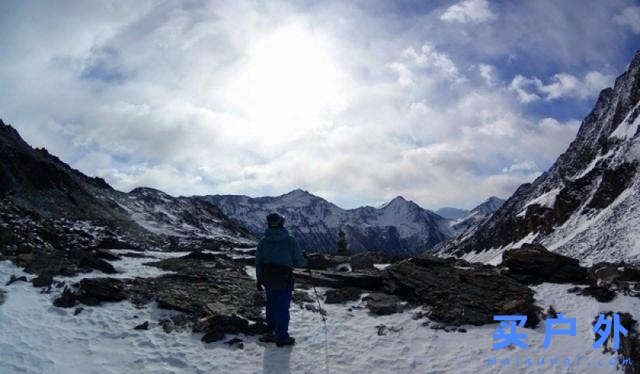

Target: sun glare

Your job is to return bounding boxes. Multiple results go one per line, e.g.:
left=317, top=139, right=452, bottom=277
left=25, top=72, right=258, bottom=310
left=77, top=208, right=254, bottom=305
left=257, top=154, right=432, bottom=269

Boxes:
left=231, top=23, right=348, bottom=141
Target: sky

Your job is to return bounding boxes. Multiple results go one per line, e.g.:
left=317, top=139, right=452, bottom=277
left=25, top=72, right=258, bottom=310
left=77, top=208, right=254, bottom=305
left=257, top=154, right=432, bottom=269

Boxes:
left=1, top=0, right=640, bottom=210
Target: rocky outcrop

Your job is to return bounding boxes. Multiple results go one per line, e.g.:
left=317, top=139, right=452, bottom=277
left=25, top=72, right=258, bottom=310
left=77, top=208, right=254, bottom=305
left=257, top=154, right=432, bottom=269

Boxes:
left=588, top=262, right=640, bottom=286
left=78, top=278, right=127, bottom=303
left=364, top=293, right=403, bottom=315
left=134, top=321, right=149, bottom=330
left=501, top=244, right=588, bottom=284
left=385, top=256, right=540, bottom=326
left=31, top=273, right=53, bottom=288
left=5, top=274, right=27, bottom=286
left=350, top=252, right=375, bottom=270
left=293, top=269, right=386, bottom=290
left=324, top=287, right=362, bottom=304
left=53, top=287, right=77, bottom=308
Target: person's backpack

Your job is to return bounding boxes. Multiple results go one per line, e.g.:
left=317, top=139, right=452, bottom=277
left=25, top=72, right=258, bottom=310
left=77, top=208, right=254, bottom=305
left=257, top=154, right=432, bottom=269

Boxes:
left=262, top=263, right=293, bottom=289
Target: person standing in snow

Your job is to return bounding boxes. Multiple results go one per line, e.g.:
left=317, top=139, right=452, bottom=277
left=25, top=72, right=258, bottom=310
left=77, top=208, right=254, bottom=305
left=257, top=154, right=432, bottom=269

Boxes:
left=255, top=212, right=308, bottom=347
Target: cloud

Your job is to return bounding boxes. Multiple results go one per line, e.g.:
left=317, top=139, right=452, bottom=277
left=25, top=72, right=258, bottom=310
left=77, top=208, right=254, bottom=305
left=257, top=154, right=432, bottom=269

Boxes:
left=477, top=63, right=497, bottom=86
left=0, top=0, right=635, bottom=210
left=614, top=6, right=640, bottom=34
left=508, top=71, right=614, bottom=103
left=440, top=0, right=497, bottom=24
left=508, top=75, right=541, bottom=103
left=388, top=43, right=464, bottom=88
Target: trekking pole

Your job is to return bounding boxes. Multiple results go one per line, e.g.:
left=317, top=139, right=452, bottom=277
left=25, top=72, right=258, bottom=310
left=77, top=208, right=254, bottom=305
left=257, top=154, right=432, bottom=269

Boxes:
left=307, top=268, right=330, bottom=374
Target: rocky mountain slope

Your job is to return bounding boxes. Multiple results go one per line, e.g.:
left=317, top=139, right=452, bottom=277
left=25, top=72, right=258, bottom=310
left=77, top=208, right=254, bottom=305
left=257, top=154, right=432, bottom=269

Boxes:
left=448, top=196, right=505, bottom=235
left=0, top=120, right=255, bottom=249
left=204, top=191, right=453, bottom=255
left=439, top=50, right=640, bottom=266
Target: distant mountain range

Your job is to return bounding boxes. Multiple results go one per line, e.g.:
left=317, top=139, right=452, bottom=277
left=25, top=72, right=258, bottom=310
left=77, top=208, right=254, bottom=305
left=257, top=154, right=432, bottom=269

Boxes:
left=0, top=118, right=504, bottom=257
left=438, top=50, right=640, bottom=266
left=203, top=191, right=503, bottom=255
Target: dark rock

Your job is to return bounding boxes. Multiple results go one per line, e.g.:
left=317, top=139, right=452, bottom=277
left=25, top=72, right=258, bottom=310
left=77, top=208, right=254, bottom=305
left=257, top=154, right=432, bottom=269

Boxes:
left=293, top=269, right=385, bottom=290
left=134, top=321, right=149, bottom=330
left=203, top=314, right=249, bottom=334
left=386, top=256, right=540, bottom=327
left=376, top=325, right=387, bottom=336
left=74, top=307, right=84, bottom=316
left=579, top=285, right=616, bottom=302
left=95, top=237, right=139, bottom=250
left=145, top=254, right=243, bottom=276
left=78, top=296, right=100, bottom=306
left=119, top=251, right=154, bottom=259
left=6, top=274, right=27, bottom=286
left=53, top=287, right=77, bottom=308
left=457, top=328, right=467, bottom=333
left=78, top=253, right=117, bottom=274
left=324, top=287, right=362, bottom=304
left=0, top=289, right=5, bottom=305
left=93, top=249, right=121, bottom=261
left=128, top=268, right=262, bottom=321
left=589, top=262, right=640, bottom=286
left=364, top=293, right=402, bottom=315
left=567, top=286, right=582, bottom=294
left=586, top=162, right=636, bottom=210
left=350, top=252, right=375, bottom=271
left=32, top=273, right=53, bottom=288
left=78, top=278, right=126, bottom=302
left=201, top=331, right=225, bottom=343
left=160, top=319, right=174, bottom=333
left=545, top=306, right=558, bottom=319
left=502, top=244, right=588, bottom=284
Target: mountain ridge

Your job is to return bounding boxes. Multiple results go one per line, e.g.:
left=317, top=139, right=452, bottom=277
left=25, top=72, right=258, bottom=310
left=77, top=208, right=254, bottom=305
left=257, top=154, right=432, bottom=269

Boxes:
left=439, top=50, right=640, bottom=265
left=204, top=191, right=503, bottom=255
left=0, top=119, right=255, bottom=248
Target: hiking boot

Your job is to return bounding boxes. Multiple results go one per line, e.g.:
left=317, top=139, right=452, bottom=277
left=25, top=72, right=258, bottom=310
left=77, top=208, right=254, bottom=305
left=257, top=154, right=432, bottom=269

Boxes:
left=276, top=336, right=296, bottom=347
left=259, top=332, right=276, bottom=343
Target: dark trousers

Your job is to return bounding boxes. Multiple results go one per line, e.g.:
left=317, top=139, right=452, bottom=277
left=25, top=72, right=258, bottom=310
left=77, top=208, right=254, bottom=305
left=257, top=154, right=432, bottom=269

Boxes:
left=265, top=286, right=293, bottom=341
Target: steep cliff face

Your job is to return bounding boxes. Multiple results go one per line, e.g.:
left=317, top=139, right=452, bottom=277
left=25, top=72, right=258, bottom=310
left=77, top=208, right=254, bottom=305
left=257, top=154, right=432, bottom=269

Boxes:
left=439, top=51, right=640, bottom=265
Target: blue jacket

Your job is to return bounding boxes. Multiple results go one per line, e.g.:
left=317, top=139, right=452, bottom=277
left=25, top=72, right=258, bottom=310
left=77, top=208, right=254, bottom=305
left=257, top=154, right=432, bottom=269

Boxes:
left=255, top=227, right=307, bottom=283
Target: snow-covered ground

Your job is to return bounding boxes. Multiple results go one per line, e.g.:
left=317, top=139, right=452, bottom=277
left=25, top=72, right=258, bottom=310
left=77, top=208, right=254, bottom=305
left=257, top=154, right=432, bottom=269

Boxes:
left=1, top=257, right=639, bottom=373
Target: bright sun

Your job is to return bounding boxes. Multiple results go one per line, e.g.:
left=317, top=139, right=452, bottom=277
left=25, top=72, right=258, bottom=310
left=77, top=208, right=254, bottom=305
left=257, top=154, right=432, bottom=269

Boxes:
left=231, top=23, right=348, bottom=141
